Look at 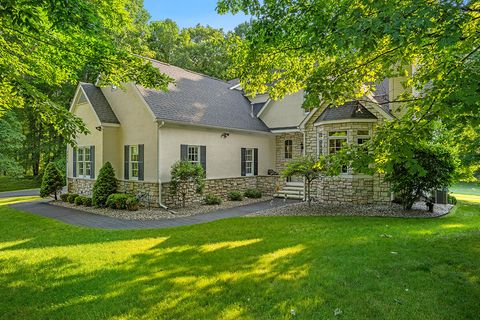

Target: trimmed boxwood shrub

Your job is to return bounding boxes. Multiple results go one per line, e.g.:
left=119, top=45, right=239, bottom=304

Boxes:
left=244, top=188, right=262, bottom=199
left=60, top=193, right=70, bottom=202
left=228, top=191, right=243, bottom=201
left=92, top=162, right=117, bottom=207
left=74, top=196, right=86, bottom=205
left=67, top=194, right=79, bottom=204
left=204, top=193, right=222, bottom=205
left=83, top=197, right=93, bottom=207
left=106, top=193, right=139, bottom=211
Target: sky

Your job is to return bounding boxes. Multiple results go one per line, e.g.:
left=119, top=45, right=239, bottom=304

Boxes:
left=143, top=0, right=249, bottom=31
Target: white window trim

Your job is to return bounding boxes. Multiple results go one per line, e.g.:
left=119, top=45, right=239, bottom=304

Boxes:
left=129, top=145, right=139, bottom=181
left=284, top=140, right=293, bottom=159
left=357, top=129, right=371, bottom=145
left=317, top=132, right=324, bottom=156
left=328, top=130, right=349, bottom=174
left=187, top=145, right=201, bottom=165
left=245, top=148, right=255, bottom=176
left=77, top=146, right=92, bottom=179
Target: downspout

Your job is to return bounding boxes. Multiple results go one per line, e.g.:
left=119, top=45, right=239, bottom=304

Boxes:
left=156, top=120, right=168, bottom=209
left=302, top=127, right=307, bottom=201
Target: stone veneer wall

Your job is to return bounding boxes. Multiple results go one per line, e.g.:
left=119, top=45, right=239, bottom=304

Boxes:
left=68, top=175, right=280, bottom=208
left=299, top=105, right=391, bottom=204
left=68, top=178, right=160, bottom=207
left=161, top=175, right=280, bottom=208
left=316, top=174, right=390, bottom=204
left=274, top=132, right=303, bottom=183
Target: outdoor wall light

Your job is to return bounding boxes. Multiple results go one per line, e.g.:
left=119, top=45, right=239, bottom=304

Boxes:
left=95, top=126, right=102, bottom=131
left=221, top=132, right=230, bottom=139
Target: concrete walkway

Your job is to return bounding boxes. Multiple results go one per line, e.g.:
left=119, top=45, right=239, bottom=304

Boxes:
left=0, top=189, right=39, bottom=198
left=10, top=198, right=298, bottom=230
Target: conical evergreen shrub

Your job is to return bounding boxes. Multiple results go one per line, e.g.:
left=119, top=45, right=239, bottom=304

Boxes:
left=92, top=162, right=117, bottom=207
left=40, top=163, right=64, bottom=200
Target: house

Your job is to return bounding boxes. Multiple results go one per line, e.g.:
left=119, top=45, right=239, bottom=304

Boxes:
left=67, top=58, right=407, bottom=207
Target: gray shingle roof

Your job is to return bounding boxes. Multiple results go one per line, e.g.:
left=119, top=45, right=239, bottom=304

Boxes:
left=315, top=101, right=377, bottom=123
left=136, top=60, right=270, bottom=132
left=80, top=83, right=119, bottom=124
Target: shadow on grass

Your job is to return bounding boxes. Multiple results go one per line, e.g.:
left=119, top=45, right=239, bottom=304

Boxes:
left=0, top=201, right=480, bottom=319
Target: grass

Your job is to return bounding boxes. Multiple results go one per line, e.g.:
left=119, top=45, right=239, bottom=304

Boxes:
left=0, top=176, right=40, bottom=192
left=0, top=196, right=40, bottom=206
left=0, top=187, right=479, bottom=319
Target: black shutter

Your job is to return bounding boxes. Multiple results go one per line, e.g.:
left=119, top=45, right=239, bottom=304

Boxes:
left=254, top=148, right=258, bottom=176
left=138, top=144, right=144, bottom=181
left=241, top=148, right=246, bottom=176
left=124, top=145, right=129, bottom=180
left=180, top=144, right=188, bottom=160
left=200, top=145, right=206, bottom=175
left=90, top=145, right=95, bottom=179
left=72, top=148, right=77, bottom=177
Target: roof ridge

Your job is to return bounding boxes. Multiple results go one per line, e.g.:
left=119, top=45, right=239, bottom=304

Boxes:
left=138, top=55, right=230, bottom=85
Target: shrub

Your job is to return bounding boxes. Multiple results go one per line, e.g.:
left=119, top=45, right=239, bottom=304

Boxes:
left=40, top=162, right=64, bottom=200
left=67, top=194, right=79, bottom=204
left=244, top=188, right=262, bottom=198
left=384, top=143, right=457, bottom=210
left=170, top=160, right=205, bottom=207
left=448, top=194, right=457, bottom=205
left=106, top=193, right=138, bottom=210
left=74, top=196, right=87, bottom=205
left=60, top=193, right=70, bottom=202
left=92, top=162, right=117, bottom=207
left=125, top=196, right=139, bottom=211
left=228, top=191, right=243, bottom=201
left=204, top=193, right=222, bottom=205
left=83, top=197, right=93, bottom=207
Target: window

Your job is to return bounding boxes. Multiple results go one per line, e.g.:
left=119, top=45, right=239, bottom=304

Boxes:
left=130, top=145, right=139, bottom=179
left=284, top=140, right=293, bottom=159
left=357, top=130, right=370, bottom=145
left=328, top=131, right=347, bottom=154
left=77, top=146, right=91, bottom=178
left=317, top=133, right=324, bottom=155
left=328, top=131, right=348, bottom=173
left=187, top=145, right=200, bottom=164
left=245, top=148, right=254, bottom=176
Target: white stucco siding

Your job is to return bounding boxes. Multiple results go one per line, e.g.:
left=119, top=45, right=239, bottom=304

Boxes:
left=67, top=102, right=103, bottom=178
left=259, top=91, right=307, bottom=128
left=159, top=125, right=275, bottom=182
left=101, top=84, right=159, bottom=182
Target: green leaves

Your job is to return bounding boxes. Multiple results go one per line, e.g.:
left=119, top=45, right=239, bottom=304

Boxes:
left=1, top=0, right=172, bottom=143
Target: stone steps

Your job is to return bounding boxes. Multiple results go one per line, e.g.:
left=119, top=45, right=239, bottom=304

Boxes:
left=274, top=182, right=304, bottom=200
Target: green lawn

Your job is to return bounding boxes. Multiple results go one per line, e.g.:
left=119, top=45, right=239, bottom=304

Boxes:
left=1, top=189, right=479, bottom=319
left=0, top=176, right=40, bottom=192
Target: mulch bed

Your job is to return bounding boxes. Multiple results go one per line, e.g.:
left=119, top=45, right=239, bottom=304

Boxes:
left=248, top=200, right=454, bottom=218
left=52, top=196, right=270, bottom=221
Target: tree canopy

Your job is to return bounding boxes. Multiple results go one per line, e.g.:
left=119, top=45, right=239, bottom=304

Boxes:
left=147, top=21, right=233, bottom=79
left=218, top=0, right=480, bottom=178
left=0, top=0, right=172, bottom=144
left=218, top=0, right=479, bottom=120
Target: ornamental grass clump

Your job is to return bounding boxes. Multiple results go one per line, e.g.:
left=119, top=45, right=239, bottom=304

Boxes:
left=228, top=191, right=243, bottom=201
left=204, top=193, right=222, bottom=205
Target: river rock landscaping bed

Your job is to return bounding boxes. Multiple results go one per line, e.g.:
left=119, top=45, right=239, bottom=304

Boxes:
left=248, top=200, right=453, bottom=218
left=52, top=196, right=271, bottom=220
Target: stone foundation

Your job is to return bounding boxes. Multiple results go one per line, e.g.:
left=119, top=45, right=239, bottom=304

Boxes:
left=67, top=178, right=160, bottom=207
left=68, top=175, right=280, bottom=209
left=315, top=174, right=390, bottom=205
left=161, top=175, right=280, bottom=208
